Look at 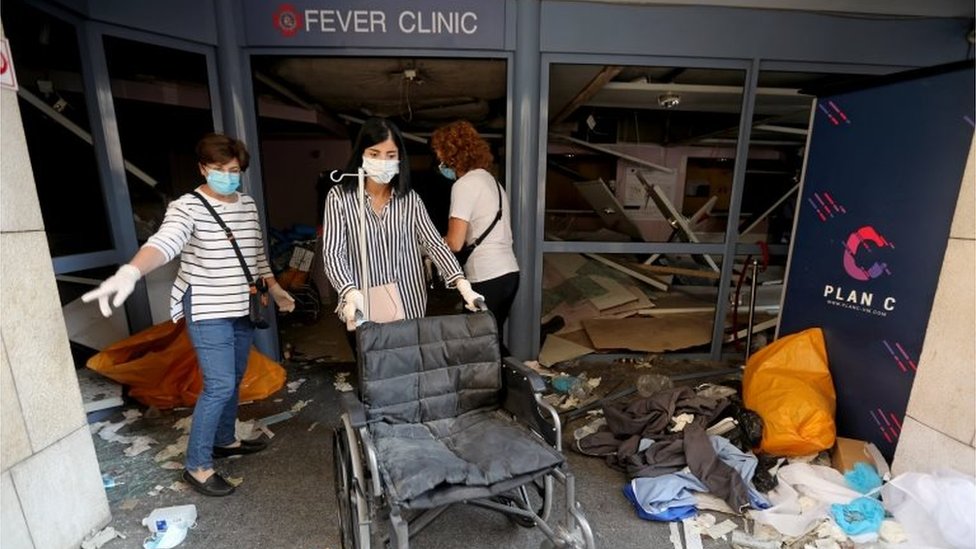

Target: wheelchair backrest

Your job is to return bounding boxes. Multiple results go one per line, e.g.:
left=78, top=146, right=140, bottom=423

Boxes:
left=356, top=312, right=502, bottom=424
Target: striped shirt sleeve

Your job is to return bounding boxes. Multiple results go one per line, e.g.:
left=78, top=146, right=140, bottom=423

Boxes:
left=411, top=193, right=464, bottom=286
left=243, top=196, right=273, bottom=279
left=144, top=199, right=194, bottom=262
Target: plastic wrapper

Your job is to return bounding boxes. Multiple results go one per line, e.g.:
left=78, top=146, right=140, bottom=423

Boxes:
left=743, top=327, right=836, bottom=456
left=87, top=319, right=286, bottom=409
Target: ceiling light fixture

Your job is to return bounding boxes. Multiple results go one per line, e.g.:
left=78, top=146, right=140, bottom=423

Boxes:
left=657, top=92, right=681, bottom=109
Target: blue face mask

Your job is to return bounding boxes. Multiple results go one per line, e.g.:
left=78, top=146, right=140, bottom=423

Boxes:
left=438, top=163, right=457, bottom=181
left=206, top=170, right=241, bottom=195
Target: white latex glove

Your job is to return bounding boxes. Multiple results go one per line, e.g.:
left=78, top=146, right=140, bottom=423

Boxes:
left=268, top=283, right=296, bottom=313
left=81, top=264, right=141, bottom=317
left=341, top=288, right=365, bottom=331
left=455, top=279, right=486, bottom=312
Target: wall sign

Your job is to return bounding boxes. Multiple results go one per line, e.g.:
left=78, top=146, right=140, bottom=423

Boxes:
left=779, top=65, right=974, bottom=461
left=244, top=1, right=506, bottom=49
left=0, top=38, right=18, bottom=91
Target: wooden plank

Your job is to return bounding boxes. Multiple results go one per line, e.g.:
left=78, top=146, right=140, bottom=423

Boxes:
left=584, top=253, right=670, bottom=291
left=588, top=275, right=638, bottom=310
left=630, top=262, right=722, bottom=281
left=545, top=253, right=588, bottom=279
left=551, top=65, right=623, bottom=124
left=582, top=314, right=714, bottom=353
left=539, top=334, right=594, bottom=367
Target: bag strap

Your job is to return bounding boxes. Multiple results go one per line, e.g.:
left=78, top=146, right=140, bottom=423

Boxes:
left=191, top=191, right=255, bottom=286
left=470, top=179, right=504, bottom=248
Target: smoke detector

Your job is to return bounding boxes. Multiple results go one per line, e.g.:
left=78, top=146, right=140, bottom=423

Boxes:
left=657, top=93, right=681, bottom=109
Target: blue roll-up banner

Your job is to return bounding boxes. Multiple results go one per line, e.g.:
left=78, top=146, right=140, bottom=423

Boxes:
left=779, top=64, right=974, bottom=461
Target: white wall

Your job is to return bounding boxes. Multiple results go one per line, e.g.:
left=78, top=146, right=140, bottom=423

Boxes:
left=0, top=24, right=111, bottom=549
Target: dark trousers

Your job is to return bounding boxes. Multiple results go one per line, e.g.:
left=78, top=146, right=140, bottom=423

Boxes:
left=471, top=271, right=520, bottom=357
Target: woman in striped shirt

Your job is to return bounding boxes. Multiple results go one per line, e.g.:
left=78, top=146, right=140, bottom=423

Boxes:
left=322, top=117, right=483, bottom=332
left=82, top=134, right=295, bottom=497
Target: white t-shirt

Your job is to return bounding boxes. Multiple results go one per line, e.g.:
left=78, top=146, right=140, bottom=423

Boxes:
left=449, top=169, right=519, bottom=283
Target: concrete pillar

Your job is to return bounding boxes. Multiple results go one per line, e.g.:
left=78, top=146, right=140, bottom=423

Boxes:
left=0, top=24, right=111, bottom=549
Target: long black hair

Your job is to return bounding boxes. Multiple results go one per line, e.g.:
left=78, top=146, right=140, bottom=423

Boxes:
left=342, top=117, right=411, bottom=197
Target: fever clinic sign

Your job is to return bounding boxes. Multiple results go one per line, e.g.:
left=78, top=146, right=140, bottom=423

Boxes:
left=246, top=1, right=506, bottom=49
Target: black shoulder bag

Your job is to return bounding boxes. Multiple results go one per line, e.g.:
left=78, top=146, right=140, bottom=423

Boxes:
left=192, top=192, right=270, bottom=329
left=454, top=179, right=503, bottom=266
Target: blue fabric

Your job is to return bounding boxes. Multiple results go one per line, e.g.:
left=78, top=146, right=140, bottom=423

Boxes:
left=844, top=462, right=882, bottom=496
left=830, top=497, right=885, bottom=535
left=707, top=435, right=771, bottom=509
left=183, top=289, right=254, bottom=471
left=623, top=483, right=697, bottom=522
left=625, top=435, right=771, bottom=521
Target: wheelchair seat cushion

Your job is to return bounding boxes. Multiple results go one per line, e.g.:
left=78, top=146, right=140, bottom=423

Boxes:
left=371, top=410, right=564, bottom=508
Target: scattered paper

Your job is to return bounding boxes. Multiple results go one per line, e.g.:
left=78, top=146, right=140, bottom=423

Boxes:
left=706, top=519, right=739, bottom=540
left=154, top=435, right=189, bottom=463
left=123, top=436, right=157, bottom=457
left=147, top=484, right=165, bottom=497
left=307, top=422, right=319, bottom=432
left=683, top=518, right=704, bottom=549
left=287, top=378, right=307, bottom=393
left=290, top=399, right=312, bottom=413
left=669, top=522, right=684, bottom=549
left=669, top=413, right=696, bottom=432
left=173, top=416, right=193, bottom=432
left=879, top=520, right=907, bottom=544
left=334, top=372, right=353, bottom=392
left=226, top=476, right=244, bottom=487
left=159, top=461, right=183, bottom=470
left=81, top=526, right=125, bottom=549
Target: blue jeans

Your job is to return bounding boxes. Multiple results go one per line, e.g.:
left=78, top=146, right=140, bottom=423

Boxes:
left=182, top=289, right=254, bottom=471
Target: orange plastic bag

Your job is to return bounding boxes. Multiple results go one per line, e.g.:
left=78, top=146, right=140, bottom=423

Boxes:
left=743, top=327, right=836, bottom=456
left=86, top=319, right=286, bottom=409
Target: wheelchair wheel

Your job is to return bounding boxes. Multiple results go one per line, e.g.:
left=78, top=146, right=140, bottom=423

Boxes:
left=332, top=430, right=359, bottom=549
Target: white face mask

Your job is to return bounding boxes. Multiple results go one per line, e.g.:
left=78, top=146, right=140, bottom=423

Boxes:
left=361, top=156, right=399, bottom=184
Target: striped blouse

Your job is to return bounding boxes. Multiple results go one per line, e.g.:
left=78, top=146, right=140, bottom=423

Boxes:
left=322, top=185, right=463, bottom=320
left=144, top=191, right=272, bottom=322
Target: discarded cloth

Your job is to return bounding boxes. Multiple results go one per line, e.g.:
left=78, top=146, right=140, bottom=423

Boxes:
left=843, top=462, right=882, bottom=497
left=625, top=435, right=770, bottom=521
left=881, top=470, right=976, bottom=549
left=748, top=462, right=861, bottom=537
left=830, top=497, right=884, bottom=536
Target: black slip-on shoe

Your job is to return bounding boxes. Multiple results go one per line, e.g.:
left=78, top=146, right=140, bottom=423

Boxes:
left=182, top=470, right=236, bottom=497
left=213, top=438, right=268, bottom=459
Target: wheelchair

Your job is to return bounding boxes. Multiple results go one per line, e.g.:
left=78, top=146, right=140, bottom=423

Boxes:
left=332, top=312, right=596, bottom=549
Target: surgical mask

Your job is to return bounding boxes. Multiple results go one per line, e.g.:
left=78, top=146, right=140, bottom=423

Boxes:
left=438, top=163, right=457, bottom=181
left=362, top=157, right=399, bottom=184
left=206, top=170, right=241, bottom=195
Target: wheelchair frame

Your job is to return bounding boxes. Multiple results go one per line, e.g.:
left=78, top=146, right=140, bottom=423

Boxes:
left=333, top=357, right=596, bottom=549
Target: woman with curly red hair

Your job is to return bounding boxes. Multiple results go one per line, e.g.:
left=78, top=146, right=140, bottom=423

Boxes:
left=431, top=120, right=520, bottom=355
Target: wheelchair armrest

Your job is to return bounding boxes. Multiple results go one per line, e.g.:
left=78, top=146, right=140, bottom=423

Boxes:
left=339, top=391, right=368, bottom=428
left=502, top=358, right=559, bottom=448
left=502, top=357, right=548, bottom=393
